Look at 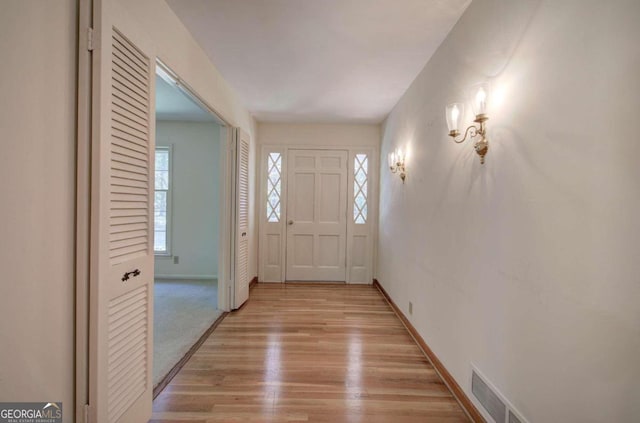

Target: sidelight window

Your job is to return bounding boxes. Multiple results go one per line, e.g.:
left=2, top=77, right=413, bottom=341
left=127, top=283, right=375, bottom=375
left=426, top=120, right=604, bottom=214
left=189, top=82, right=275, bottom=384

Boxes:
left=266, top=152, right=282, bottom=223
left=354, top=153, right=368, bottom=224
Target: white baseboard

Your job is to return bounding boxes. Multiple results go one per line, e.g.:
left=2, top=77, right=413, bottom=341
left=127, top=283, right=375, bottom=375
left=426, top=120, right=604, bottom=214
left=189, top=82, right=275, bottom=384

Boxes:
left=155, top=274, right=217, bottom=281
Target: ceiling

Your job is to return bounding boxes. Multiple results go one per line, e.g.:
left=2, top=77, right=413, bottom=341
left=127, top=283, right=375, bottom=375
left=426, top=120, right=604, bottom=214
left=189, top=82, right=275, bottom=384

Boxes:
left=166, top=0, right=471, bottom=123
left=155, top=74, right=219, bottom=122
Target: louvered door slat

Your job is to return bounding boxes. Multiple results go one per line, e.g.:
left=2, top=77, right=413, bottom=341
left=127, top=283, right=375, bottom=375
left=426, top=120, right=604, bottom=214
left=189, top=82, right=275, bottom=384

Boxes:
left=111, top=177, right=148, bottom=190
left=110, top=215, right=148, bottom=227
left=110, top=222, right=147, bottom=235
left=112, top=91, right=148, bottom=118
left=112, top=33, right=148, bottom=72
left=111, top=229, right=147, bottom=241
left=108, top=348, right=145, bottom=387
left=112, top=54, right=149, bottom=90
left=111, top=146, right=148, bottom=165
left=111, top=158, right=148, bottom=175
left=111, top=168, right=148, bottom=184
left=112, top=63, right=149, bottom=99
left=112, top=125, right=148, bottom=148
left=111, top=186, right=147, bottom=197
left=112, top=79, right=148, bottom=109
left=111, top=145, right=147, bottom=163
left=108, top=316, right=146, bottom=348
left=112, top=113, right=148, bottom=138
left=112, top=101, right=149, bottom=130
left=111, top=192, right=147, bottom=202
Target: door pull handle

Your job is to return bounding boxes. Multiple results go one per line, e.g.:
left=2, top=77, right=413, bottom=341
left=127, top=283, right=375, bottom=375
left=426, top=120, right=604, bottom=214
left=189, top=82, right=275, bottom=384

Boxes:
left=241, top=232, right=247, bottom=237
left=288, top=220, right=294, bottom=225
left=122, top=269, right=141, bottom=282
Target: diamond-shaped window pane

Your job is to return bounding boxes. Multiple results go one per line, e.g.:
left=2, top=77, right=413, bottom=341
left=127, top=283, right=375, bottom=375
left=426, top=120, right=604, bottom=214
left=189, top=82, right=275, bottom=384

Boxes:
left=266, top=153, right=282, bottom=222
left=353, top=154, right=368, bottom=224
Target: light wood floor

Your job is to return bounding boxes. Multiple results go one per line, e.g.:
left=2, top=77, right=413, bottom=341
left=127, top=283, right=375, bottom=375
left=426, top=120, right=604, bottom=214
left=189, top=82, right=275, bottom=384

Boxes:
left=151, top=284, right=469, bottom=422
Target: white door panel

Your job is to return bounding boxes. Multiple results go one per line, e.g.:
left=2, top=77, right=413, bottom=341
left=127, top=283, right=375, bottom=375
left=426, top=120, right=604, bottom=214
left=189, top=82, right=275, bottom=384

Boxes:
left=286, top=150, right=347, bottom=281
left=89, top=1, right=155, bottom=421
left=234, top=129, right=250, bottom=307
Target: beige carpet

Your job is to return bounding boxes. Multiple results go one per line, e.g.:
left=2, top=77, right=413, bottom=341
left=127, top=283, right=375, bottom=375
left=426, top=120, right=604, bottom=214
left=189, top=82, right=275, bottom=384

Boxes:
left=153, top=279, right=222, bottom=387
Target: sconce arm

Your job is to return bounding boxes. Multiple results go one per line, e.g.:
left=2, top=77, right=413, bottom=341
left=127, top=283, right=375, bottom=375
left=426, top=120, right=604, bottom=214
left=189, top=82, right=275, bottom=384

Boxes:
left=452, top=124, right=480, bottom=144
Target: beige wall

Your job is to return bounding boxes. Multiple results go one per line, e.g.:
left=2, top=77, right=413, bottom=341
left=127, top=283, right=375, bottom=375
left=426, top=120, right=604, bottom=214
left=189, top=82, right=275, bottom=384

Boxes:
left=117, top=0, right=259, bottom=281
left=258, top=122, right=380, bottom=147
left=0, top=0, right=77, bottom=417
left=377, top=0, right=640, bottom=421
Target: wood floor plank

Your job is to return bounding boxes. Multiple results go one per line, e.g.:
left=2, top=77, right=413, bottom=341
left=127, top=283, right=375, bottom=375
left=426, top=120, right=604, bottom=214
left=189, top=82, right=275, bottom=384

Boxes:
left=152, top=284, right=469, bottom=422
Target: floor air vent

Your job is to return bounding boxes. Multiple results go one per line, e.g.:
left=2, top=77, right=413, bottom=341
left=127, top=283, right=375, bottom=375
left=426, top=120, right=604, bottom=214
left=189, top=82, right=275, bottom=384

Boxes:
left=471, top=367, right=528, bottom=423
left=509, top=410, right=523, bottom=423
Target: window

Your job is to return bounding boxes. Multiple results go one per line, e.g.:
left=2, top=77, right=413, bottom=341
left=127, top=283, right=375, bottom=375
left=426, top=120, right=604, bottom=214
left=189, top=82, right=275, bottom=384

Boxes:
left=354, top=153, right=368, bottom=224
left=154, top=147, right=170, bottom=253
left=266, top=152, right=282, bottom=222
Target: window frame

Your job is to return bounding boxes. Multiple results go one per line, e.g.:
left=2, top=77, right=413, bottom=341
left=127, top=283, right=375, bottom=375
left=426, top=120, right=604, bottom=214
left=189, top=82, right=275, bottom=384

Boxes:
left=353, top=153, right=368, bottom=225
left=265, top=151, right=283, bottom=223
left=154, top=145, right=173, bottom=256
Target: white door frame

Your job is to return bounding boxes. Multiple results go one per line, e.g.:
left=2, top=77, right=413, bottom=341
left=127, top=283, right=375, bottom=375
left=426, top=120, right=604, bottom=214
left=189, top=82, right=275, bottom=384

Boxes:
left=258, top=144, right=378, bottom=284
left=155, top=60, right=235, bottom=313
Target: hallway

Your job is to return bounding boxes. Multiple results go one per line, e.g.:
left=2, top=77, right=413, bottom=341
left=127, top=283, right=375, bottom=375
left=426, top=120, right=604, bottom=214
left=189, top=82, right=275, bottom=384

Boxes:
left=151, top=284, right=469, bottom=422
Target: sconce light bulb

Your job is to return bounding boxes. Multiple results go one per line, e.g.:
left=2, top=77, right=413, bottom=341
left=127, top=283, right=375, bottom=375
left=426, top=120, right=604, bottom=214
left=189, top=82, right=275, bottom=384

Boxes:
left=451, top=105, right=460, bottom=127
left=471, top=82, right=490, bottom=117
left=476, top=87, right=486, bottom=109
left=446, top=103, right=464, bottom=134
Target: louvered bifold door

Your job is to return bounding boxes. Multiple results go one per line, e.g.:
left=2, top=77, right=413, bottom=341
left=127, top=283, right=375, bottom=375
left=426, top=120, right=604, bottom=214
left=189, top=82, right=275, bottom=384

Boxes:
left=234, top=129, right=250, bottom=308
left=89, top=1, right=155, bottom=421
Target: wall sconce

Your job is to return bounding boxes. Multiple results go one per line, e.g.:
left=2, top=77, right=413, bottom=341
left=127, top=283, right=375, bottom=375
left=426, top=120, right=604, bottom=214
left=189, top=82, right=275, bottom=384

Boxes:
left=387, top=148, right=406, bottom=183
left=446, top=82, right=490, bottom=164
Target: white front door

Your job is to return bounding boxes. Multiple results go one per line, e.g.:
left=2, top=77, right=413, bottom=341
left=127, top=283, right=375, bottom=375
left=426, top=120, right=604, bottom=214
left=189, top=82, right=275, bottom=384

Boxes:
left=285, top=150, right=347, bottom=281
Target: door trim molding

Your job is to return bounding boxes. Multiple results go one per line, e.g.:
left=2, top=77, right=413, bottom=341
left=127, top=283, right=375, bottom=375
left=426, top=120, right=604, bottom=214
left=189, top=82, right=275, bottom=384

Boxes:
left=75, top=0, right=93, bottom=421
left=156, top=59, right=235, bottom=312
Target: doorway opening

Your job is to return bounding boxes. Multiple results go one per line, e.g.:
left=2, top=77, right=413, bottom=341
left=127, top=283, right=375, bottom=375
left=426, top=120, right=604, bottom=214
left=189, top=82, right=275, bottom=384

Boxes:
left=152, top=63, right=229, bottom=388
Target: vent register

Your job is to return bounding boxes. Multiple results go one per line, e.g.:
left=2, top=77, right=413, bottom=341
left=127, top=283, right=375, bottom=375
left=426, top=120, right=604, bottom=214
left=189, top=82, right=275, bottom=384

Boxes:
left=471, top=369, right=527, bottom=423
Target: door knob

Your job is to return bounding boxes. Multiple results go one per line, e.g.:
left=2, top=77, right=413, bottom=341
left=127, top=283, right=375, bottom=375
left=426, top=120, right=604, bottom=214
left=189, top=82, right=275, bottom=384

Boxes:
left=288, top=220, right=294, bottom=225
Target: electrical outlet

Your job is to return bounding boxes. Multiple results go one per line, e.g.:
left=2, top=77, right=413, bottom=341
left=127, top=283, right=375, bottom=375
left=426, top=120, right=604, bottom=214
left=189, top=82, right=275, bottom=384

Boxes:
left=409, top=302, right=413, bottom=315
left=173, top=255, right=179, bottom=264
